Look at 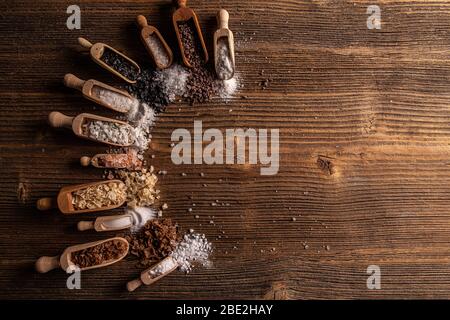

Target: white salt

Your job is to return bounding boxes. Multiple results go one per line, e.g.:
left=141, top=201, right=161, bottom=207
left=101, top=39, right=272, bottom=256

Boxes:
left=149, top=256, right=178, bottom=278
left=145, top=35, right=170, bottom=68
left=92, top=86, right=139, bottom=113
left=126, top=102, right=156, bottom=151
left=218, top=76, right=238, bottom=99
left=154, top=64, right=189, bottom=102
left=171, top=232, right=212, bottom=273
left=126, top=206, right=156, bottom=232
left=86, top=120, right=134, bottom=145
left=216, top=38, right=234, bottom=80
left=101, top=216, right=133, bottom=229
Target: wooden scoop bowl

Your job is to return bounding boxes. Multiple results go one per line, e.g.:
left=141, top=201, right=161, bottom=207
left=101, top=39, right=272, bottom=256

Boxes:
left=172, top=0, right=208, bottom=67
left=214, top=9, right=235, bottom=80
left=78, top=37, right=140, bottom=84
left=78, top=213, right=134, bottom=232
left=48, top=111, right=134, bottom=147
left=136, top=15, right=173, bottom=69
left=36, top=180, right=126, bottom=215
left=35, top=237, right=129, bottom=273
left=64, top=73, right=134, bottom=113
left=127, top=256, right=179, bottom=292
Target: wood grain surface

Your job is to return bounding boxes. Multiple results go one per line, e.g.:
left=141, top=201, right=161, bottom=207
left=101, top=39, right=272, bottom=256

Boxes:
left=2, top=0, right=450, bottom=299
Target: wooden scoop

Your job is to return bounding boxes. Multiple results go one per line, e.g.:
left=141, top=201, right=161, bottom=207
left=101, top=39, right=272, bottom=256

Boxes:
left=214, top=9, right=235, bottom=80
left=48, top=111, right=134, bottom=147
left=78, top=37, right=140, bottom=84
left=172, top=0, right=208, bottom=67
left=78, top=213, right=134, bottom=232
left=64, top=73, right=134, bottom=113
left=136, top=15, right=173, bottom=69
left=36, top=180, right=126, bottom=215
left=80, top=152, right=142, bottom=170
left=127, top=256, right=179, bottom=292
left=35, top=237, right=129, bottom=273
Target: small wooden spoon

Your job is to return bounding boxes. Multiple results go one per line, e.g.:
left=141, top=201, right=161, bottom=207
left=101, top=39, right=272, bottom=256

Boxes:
left=48, top=111, right=134, bottom=147
left=78, top=37, right=140, bottom=84
left=78, top=213, right=134, bottom=232
left=36, top=180, right=126, bottom=215
left=35, top=237, right=129, bottom=273
left=127, top=256, right=179, bottom=292
left=214, top=9, right=235, bottom=80
left=64, top=73, right=135, bottom=113
left=136, top=15, right=173, bottom=69
left=172, top=0, right=208, bottom=67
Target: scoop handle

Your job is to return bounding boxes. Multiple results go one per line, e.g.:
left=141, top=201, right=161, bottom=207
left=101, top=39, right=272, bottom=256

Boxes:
left=78, top=37, right=93, bottom=49
left=77, top=221, right=95, bottom=231
left=35, top=256, right=60, bottom=273
left=36, top=197, right=56, bottom=211
left=48, top=112, right=74, bottom=129
left=64, top=74, right=85, bottom=91
left=177, top=0, right=187, bottom=8
left=80, top=156, right=92, bottom=167
left=217, top=9, right=229, bottom=29
left=127, top=278, right=143, bottom=292
left=136, top=15, right=148, bottom=28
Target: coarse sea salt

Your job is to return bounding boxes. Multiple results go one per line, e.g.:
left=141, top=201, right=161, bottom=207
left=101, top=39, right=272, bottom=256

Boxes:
left=86, top=120, right=134, bottom=145
left=92, top=86, right=139, bottom=113
left=126, top=102, right=156, bottom=151
left=154, top=64, right=189, bottom=102
left=171, top=232, right=212, bottom=273
left=145, top=35, right=170, bottom=67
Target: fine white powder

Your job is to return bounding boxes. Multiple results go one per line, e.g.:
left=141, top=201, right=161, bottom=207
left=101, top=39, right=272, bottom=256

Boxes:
left=171, top=232, right=212, bottom=273
left=92, top=86, right=139, bottom=113
left=126, top=206, right=156, bottom=232
left=154, top=64, right=189, bottom=102
left=101, top=216, right=133, bottom=229
left=216, top=38, right=234, bottom=80
left=149, top=256, right=178, bottom=278
left=145, top=35, right=170, bottom=68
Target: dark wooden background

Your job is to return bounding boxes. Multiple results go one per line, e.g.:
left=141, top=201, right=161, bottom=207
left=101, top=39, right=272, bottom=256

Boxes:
left=3, top=0, right=450, bottom=299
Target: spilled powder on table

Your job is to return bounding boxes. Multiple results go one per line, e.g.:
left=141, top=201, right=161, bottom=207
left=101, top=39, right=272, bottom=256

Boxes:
left=125, top=102, right=156, bottom=151
left=126, top=206, right=157, bottom=232
left=217, top=75, right=239, bottom=100
left=171, top=231, right=212, bottom=273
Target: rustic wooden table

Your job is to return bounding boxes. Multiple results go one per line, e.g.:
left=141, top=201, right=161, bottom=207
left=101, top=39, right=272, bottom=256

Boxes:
left=3, top=0, right=450, bottom=299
